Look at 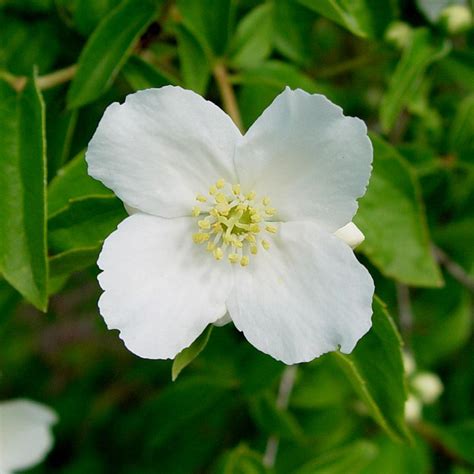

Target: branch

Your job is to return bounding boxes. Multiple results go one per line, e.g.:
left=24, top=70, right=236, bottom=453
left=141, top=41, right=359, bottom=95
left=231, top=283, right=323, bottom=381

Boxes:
left=433, top=245, right=474, bottom=292
left=1, top=64, right=77, bottom=92
left=213, top=62, right=244, bottom=133
left=263, top=365, right=298, bottom=468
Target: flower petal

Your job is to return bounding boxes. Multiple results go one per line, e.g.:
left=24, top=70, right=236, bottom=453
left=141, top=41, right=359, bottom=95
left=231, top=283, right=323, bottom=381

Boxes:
left=97, top=214, right=232, bottom=359
left=0, top=399, right=57, bottom=473
left=335, top=222, right=365, bottom=249
left=235, top=88, right=372, bottom=231
left=86, top=86, right=241, bottom=218
left=227, top=221, right=374, bottom=364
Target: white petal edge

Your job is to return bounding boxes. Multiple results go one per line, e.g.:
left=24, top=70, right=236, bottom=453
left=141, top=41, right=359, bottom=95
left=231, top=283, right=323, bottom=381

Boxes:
left=235, top=87, right=373, bottom=231
left=0, top=399, right=57, bottom=473
left=86, top=86, right=241, bottom=218
left=227, top=221, right=374, bottom=364
left=335, top=222, right=365, bottom=249
left=97, top=214, right=233, bottom=359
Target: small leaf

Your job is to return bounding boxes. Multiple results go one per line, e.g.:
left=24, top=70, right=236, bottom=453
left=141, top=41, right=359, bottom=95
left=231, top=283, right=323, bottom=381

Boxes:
left=299, top=0, right=398, bottom=38
left=0, top=74, right=48, bottom=311
left=67, top=0, right=160, bottom=108
left=172, top=325, right=213, bottom=381
left=214, top=445, right=268, bottom=474
left=380, top=28, right=450, bottom=133
left=49, top=246, right=100, bottom=278
left=294, top=440, right=378, bottom=474
left=48, top=150, right=112, bottom=216
left=228, top=3, right=274, bottom=69
left=333, top=296, right=410, bottom=442
left=48, top=195, right=126, bottom=254
left=122, top=55, right=176, bottom=91
left=448, top=93, right=474, bottom=161
left=355, top=134, right=443, bottom=287
left=175, top=24, right=211, bottom=94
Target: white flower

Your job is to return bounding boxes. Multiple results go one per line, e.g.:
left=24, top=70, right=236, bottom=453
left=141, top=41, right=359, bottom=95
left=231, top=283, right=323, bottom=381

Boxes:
left=86, top=86, right=374, bottom=364
left=0, top=399, right=57, bottom=474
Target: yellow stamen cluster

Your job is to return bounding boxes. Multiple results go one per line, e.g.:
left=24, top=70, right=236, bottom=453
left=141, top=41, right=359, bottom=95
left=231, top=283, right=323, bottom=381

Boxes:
left=192, top=178, right=278, bottom=266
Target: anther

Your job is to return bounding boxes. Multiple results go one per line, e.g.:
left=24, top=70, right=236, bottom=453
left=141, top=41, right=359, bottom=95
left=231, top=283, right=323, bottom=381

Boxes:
left=196, top=194, right=207, bottom=203
left=262, top=196, right=270, bottom=206
left=246, top=191, right=256, bottom=200
left=265, top=208, right=276, bottom=216
left=265, top=224, right=277, bottom=234
left=228, top=253, right=239, bottom=264
left=209, top=185, right=217, bottom=195
left=215, top=193, right=227, bottom=203
left=216, top=178, right=225, bottom=189
left=213, top=248, right=224, bottom=260
left=232, top=184, right=241, bottom=195
left=261, top=240, right=270, bottom=250
left=240, top=256, right=249, bottom=267
left=198, top=220, right=211, bottom=230
left=192, top=206, right=201, bottom=217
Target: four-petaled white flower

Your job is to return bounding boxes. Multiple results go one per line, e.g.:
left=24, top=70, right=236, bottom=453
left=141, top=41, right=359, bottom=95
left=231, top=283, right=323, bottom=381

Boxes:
left=86, top=86, right=374, bottom=364
left=0, top=399, right=57, bottom=474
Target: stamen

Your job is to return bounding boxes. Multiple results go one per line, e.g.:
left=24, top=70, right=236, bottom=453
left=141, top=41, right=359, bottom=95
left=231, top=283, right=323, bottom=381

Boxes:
left=192, top=182, right=278, bottom=265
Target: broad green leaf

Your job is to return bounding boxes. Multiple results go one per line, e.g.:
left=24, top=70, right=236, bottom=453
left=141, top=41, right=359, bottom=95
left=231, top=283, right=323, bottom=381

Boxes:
left=67, top=0, right=160, bottom=108
left=176, top=0, right=234, bottom=57
left=48, top=151, right=112, bottom=216
left=412, top=276, right=471, bottom=366
left=436, top=50, right=474, bottom=92
left=333, top=297, right=410, bottom=442
left=274, top=0, right=314, bottom=65
left=0, top=13, right=60, bottom=75
left=48, top=195, right=126, bottom=254
left=299, top=0, right=398, bottom=38
left=49, top=246, right=99, bottom=278
left=0, top=75, right=48, bottom=311
left=249, top=393, right=304, bottom=440
left=172, top=325, right=213, bottom=381
left=175, top=24, right=211, bottom=94
left=295, top=440, right=378, bottom=474
left=46, top=108, right=78, bottom=179
left=432, top=420, right=474, bottom=465
left=355, top=134, right=443, bottom=287
left=214, top=445, right=268, bottom=474
left=448, top=93, right=474, bottom=161
left=360, top=434, right=430, bottom=474
left=228, top=3, right=274, bottom=69
left=122, top=55, right=176, bottom=91
left=73, top=0, right=122, bottom=36
left=380, top=29, right=450, bottom=133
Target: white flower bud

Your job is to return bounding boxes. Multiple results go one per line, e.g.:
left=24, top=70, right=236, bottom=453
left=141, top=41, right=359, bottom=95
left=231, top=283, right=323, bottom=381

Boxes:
left=385, top=21, right=413, bottom=50
left=412, top=372, right=444, bottom=404
left=405, top=395, right=422, bottom=422
left=402, top=351, right=416, bottom=376
left=439, top=5, right=472, bottom=34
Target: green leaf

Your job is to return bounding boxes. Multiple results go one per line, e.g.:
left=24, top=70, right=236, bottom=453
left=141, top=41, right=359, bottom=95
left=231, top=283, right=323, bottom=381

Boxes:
left=380, top=29, right=450, bottom=133
left=48, top=150, right=112, bottom=216
left=176, top=0, right=234, bottom=57
left=49, top=246, right=100, bottom=278
left=48, top=195, right=126, bottom=254
left=172, top=325, right=213, bottom=381
left=333, top=297, right=410, bottom=442
left=294, top=440, right=378, bottom=474
left=249, top=393, right=304, bottom=441
left=228, top=3, right=274, bottom=69
left=0, top=74, right=48, bottom=311
left=355, top=134, right=442, bottom=287
left=448, top=93, right=474, bottom=161
left=122, top=55, right=176, bottom=91
left=175, top=24, right=211, bottom=94
left=73, top=0, right=122, bottom=36
left=67, top=0, right=160, bottom=108
left=299, top=0, right=398, bottom=38
left=214, top=445, right=268, bottom=474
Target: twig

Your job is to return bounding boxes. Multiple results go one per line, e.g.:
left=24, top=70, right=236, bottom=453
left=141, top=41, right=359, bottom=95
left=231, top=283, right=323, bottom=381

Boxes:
left=213, top=62, right=243, bottom=133
left=396, top=283, right=414, bottom=334
left=433, top=245, right=474, bottom=293
left=263, top=365, right=298, bottom=468
left=1, top=64, right=77, bottom=92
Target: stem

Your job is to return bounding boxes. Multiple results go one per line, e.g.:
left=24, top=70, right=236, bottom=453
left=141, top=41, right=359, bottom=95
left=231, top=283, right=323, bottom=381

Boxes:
left=213, top=62, right=243, bottom=133
left=0, top=64, right=77, bottom=92
left=263, top=365, right=298, bottom=468
left=396, top=283, right=414, bottom=335
left=433, top=245, right=474, bottom=293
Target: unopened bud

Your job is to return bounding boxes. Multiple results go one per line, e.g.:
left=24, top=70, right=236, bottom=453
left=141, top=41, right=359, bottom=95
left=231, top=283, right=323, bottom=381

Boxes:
left=439, top=5, right=472, bottom=34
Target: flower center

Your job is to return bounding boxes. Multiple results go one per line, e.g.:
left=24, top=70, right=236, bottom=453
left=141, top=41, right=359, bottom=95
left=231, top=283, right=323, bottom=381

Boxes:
left=192, top=178, right=278, bottom=266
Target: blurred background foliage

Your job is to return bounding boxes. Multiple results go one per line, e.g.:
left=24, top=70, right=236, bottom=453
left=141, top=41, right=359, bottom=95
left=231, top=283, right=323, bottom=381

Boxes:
left=0, top=0, right=473, bottom=472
